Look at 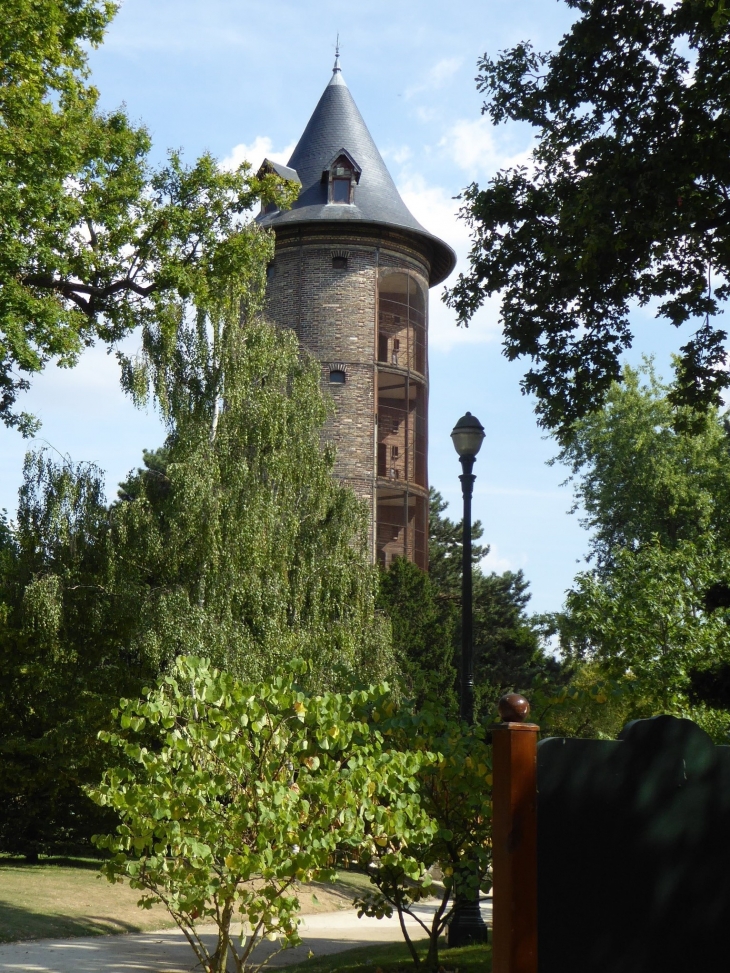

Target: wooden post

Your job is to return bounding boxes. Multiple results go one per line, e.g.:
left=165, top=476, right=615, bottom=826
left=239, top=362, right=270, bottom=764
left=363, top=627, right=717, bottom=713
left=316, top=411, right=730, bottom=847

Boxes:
left=492, top=694, right=539, bottom=973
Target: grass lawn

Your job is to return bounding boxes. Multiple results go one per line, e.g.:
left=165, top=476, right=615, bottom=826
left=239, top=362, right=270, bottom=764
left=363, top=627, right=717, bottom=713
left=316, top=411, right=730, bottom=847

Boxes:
left=282, top=940, right=492, bottom=973
left=0, top=857, right=176, bottom=942
left=0, top=857, right=367, bottom=944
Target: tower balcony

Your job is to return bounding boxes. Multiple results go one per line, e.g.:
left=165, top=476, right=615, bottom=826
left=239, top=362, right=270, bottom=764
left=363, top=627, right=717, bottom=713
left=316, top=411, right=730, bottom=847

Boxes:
left=377, top=274, right=426, bottom=376
left=375, top=367, right=428, bottom=570
left=376, top=369, right=426, bottom=488
left=375, top=483, right=429, bottom=572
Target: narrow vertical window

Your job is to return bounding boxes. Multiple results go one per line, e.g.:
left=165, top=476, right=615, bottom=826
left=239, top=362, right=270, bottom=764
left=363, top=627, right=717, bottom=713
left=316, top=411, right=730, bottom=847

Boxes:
left=332, top=178, right=350, bottom=203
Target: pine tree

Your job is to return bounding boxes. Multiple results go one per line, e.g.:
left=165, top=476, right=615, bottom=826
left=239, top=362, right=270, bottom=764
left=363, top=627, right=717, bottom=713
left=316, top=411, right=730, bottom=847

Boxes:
left=378, top=489, right=561, bottom=718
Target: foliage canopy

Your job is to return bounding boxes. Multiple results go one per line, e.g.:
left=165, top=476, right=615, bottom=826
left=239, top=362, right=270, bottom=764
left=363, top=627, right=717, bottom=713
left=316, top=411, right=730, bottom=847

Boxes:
left=90, top=658, right=418, bottom=973
left=447, top=0, right=730, bottom=436
left=377, top=491, right=562, bottom=716
left=554, top=362, right=730, bottom=572
left=0, top=0, right=294, bottom=433
left=554, top=363, right=730, bottom=740
left=355, top=705, right=492, bottom=971
left=0, top=310, right=392, bottom=857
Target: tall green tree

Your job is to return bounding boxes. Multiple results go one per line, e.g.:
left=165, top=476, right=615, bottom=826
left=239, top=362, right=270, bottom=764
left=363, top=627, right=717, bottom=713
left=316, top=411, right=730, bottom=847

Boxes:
left=108, top=311, right=392, bottom=683
left=554, top=363, right=730, bottom=739
left=554, top=361, right=730, bottom=572
left=1, top=0, right=294, bottom=433
left=447, top=0, right=730, bottom=437
left=0, top=453, right=140, bottom=857
left=430, top=490, right=562, bottom=712
left=376, top=556, right=455, bottom=706
left=377, top=490, right=560, bottom=715
left=0, top=299, right=392, bottom=856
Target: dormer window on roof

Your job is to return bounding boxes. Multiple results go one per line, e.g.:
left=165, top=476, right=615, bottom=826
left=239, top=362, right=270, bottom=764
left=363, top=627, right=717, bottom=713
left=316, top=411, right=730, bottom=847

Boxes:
left=256, top=158, right=301, bottom=215
left=323, top=149, right=361, bottom=205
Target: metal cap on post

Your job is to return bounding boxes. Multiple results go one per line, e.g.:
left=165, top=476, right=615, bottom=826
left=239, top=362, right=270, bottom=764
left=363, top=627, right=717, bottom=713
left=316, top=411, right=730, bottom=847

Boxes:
left=450, top=411, right=486, bottom=459
left=492, top=694, right=539, bottom=973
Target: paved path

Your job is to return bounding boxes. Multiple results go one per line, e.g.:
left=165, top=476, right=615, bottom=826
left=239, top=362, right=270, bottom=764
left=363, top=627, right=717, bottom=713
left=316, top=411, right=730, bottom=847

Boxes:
left=0, top=901, right=492, bottom=973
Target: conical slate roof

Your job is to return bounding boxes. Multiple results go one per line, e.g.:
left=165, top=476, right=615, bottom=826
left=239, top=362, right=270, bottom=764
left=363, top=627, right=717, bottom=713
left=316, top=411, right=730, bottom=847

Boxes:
left=257, top=61, right=456, bottom=286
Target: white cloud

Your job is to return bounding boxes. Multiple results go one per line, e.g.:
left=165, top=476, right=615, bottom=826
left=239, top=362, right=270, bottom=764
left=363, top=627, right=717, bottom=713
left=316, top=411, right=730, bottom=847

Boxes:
left=396, top=172, right=501, bottom=351
left=430, top=57, right=463, bottom=85
left=384, top=113, right=539, bottom=350
left=414, top=105, right=439, bottom=125
left=480, top=543, right=524, bottom=574
left=382, top=145, right=412, bottom=165
left=220, top=137, right=296, bottom=174
left=440, top=116, right=534, bottom=180
left=398, top=173, right=469, bottom=252
left=406, top=56, right=463, bottom=100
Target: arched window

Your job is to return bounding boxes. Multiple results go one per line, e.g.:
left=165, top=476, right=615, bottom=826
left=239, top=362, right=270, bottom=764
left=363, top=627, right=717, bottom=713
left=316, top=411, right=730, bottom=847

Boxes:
left=329, top=369, right=346, bottom=384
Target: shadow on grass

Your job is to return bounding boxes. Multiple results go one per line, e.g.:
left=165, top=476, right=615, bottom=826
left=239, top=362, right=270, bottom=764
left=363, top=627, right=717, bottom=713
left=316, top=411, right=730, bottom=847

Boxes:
left=0, top=901, right=146, bottom=944
left=0, top=856, right=105, bottom=871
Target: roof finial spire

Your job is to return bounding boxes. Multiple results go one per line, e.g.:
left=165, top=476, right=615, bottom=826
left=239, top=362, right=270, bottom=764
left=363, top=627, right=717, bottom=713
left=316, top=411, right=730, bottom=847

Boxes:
left=333, top=34, right=341, bottom=74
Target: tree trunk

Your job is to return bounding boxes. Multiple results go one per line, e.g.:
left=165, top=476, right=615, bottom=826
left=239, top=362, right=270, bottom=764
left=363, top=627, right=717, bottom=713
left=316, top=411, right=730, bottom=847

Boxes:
left=211, top=899, right=234, bottom=973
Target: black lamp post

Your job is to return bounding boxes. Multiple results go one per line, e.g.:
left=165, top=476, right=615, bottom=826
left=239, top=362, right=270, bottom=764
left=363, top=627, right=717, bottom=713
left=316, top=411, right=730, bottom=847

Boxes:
left=447, top=410, right=489, bottom=948
left=450, top=411, right=486, bottom=721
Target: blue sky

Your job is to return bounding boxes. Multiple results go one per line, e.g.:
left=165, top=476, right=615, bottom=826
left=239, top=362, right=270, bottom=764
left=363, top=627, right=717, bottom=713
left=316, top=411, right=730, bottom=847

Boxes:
left=0, top=0, right=703, bottom=614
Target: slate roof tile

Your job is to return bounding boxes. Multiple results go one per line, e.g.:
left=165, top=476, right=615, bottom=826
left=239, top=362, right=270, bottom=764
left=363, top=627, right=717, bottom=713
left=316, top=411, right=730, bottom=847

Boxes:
left=257, top=63, right=456, bottom=286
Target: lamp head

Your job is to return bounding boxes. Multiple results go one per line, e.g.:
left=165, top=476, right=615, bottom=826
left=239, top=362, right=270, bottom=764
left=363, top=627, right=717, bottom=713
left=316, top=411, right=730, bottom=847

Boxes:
left=451, top=411, right=485, bottom=459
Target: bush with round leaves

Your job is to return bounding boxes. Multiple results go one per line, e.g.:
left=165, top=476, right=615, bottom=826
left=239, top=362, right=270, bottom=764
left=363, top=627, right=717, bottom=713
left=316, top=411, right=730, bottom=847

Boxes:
left=88, top=657, right=428, bottom=973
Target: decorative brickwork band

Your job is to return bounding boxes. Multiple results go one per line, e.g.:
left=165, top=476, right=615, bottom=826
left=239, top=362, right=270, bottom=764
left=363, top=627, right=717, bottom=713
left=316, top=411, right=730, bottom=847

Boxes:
left=491, top=694, right=539, bottom=973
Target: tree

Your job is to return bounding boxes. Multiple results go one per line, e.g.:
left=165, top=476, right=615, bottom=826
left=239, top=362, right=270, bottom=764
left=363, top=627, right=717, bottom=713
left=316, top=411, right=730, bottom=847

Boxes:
left=354, top=704, right=493, bottom=972
left=376, top=557, right=455, bottom=706
left=558, top=538, right=730, bottom=740
left=377, top=490, right=561, bottom=717
left=90, top=658, right=420, bottom=973
left=109, top=311, right=392, bottom=684
left=0, top=453, right=143, bottom=858
left=1, top=0, right=295, bottom=433
left=553, top=362, right=730, bottom=739
left=447, top=0, right=730, bottom=437
left=427, top=489, right=489, bottom=595
left=471, top=569, right=562, bottom=713
left=554, top=361, right=730, bottom=572
left=428, top=490, right=561, bottom=716
left=0, top=304, right=393, bottom=856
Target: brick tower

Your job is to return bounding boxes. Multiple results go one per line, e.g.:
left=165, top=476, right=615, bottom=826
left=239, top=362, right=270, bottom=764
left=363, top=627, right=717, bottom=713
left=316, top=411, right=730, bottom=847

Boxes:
left=258, top=54, right=455, bottom=570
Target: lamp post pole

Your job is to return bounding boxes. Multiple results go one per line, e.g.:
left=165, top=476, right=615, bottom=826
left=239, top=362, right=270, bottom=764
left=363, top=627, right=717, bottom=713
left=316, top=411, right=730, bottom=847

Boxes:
left=448, top=411, right=489, bottom=948
left=459, top=451, right=476, bottom=724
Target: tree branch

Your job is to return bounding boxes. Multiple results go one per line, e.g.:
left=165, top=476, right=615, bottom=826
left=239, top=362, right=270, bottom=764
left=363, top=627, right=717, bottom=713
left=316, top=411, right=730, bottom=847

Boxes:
left=21, top=273, right=158, bottom=313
